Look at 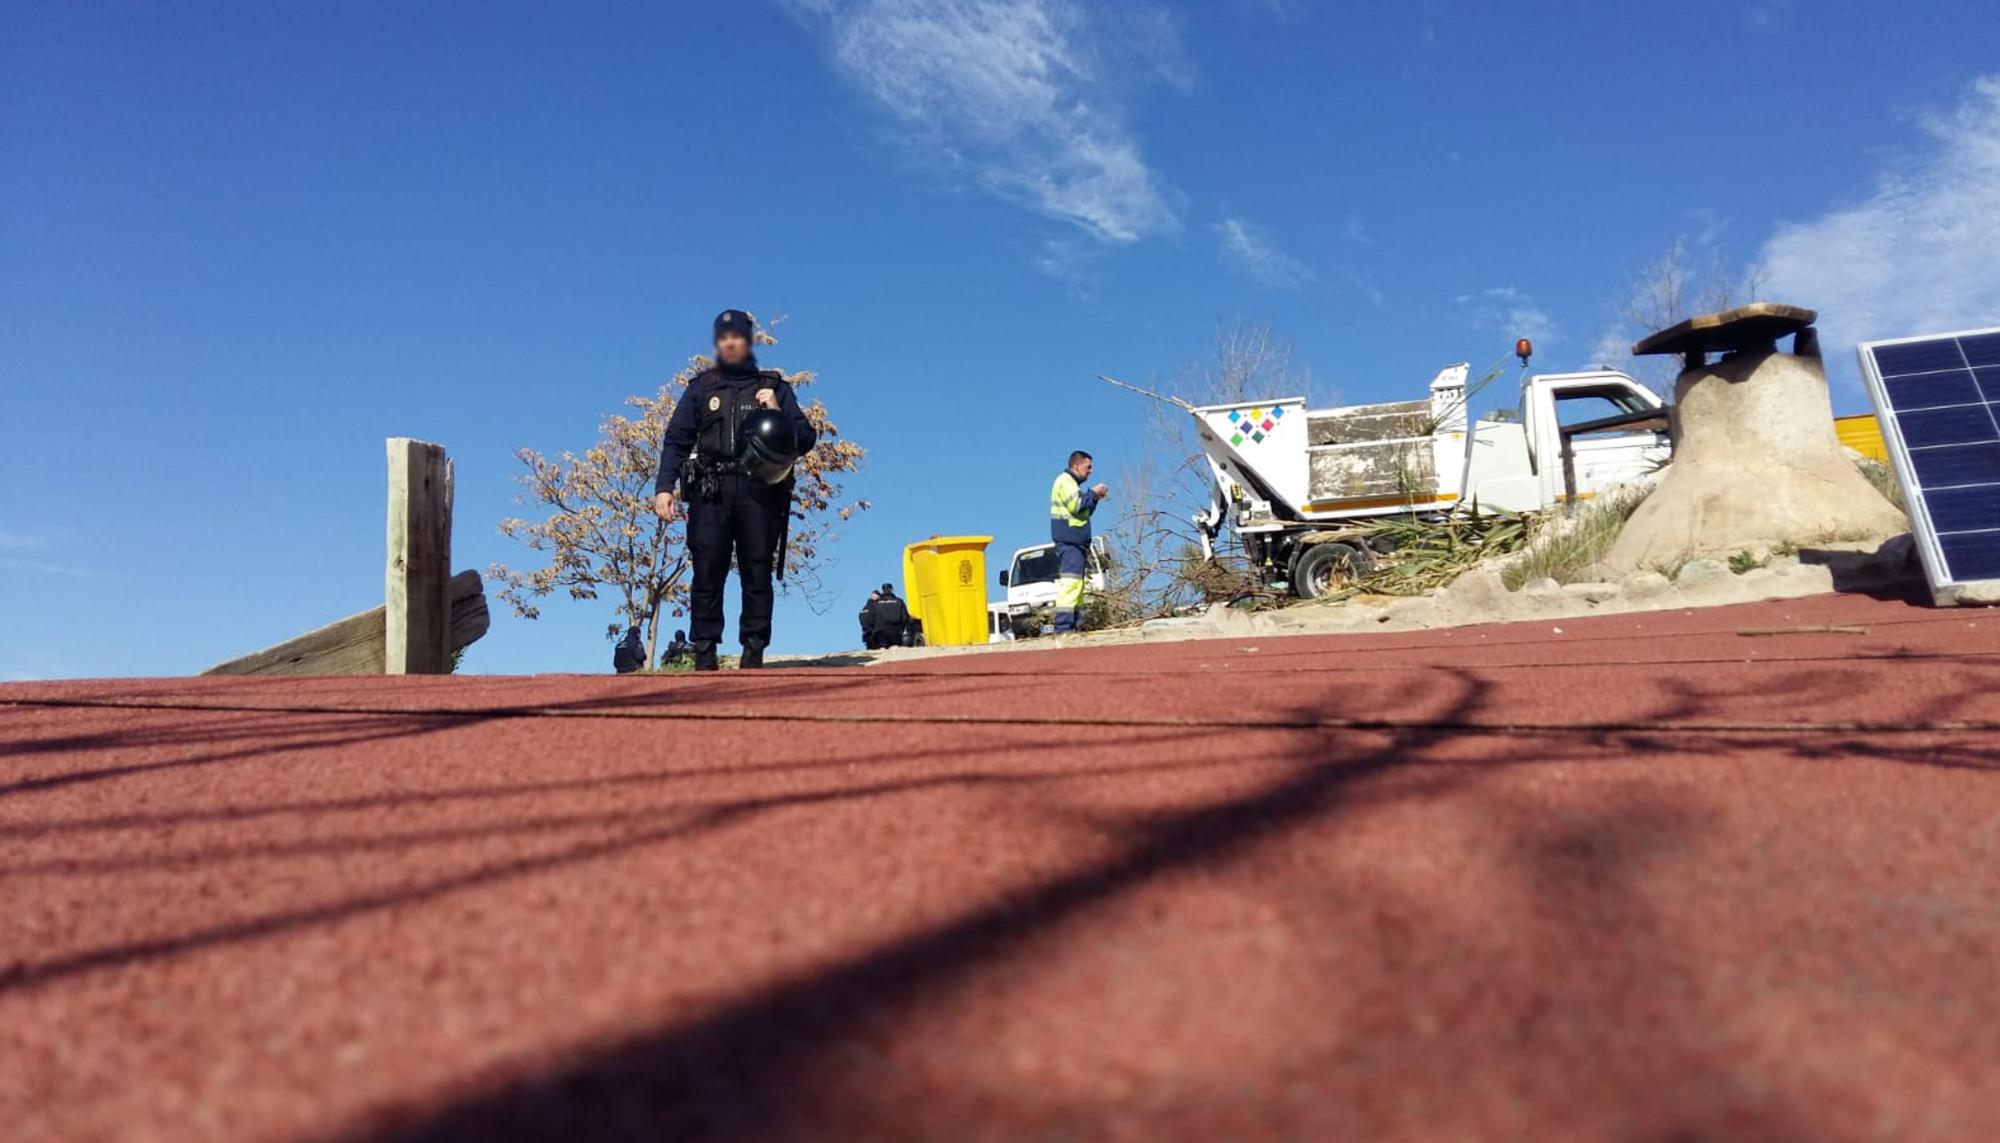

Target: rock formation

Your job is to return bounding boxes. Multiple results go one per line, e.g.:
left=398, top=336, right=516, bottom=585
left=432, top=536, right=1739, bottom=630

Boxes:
left=1604, top=304, right=1905, bottom=572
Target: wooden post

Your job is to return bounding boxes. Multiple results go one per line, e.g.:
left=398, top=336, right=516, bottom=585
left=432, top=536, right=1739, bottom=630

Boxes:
left=386, top=438, right=453, bottom=674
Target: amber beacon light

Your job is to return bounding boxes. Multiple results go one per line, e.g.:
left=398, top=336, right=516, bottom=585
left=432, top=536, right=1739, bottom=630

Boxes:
left=1515, top=338, right=1534, bottom=364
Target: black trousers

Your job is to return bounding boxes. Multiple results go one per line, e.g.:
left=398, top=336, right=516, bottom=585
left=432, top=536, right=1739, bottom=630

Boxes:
left=686, top=476, right=785, bottom=647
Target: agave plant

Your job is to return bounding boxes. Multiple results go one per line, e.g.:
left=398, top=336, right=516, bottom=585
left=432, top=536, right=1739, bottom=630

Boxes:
left=1327, top=510, right=1541, bottom=598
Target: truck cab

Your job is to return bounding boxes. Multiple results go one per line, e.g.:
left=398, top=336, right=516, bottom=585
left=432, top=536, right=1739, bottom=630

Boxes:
left=998, top=538, right=1110, bottom=637
left=1461, top=370, right=1669, bottom=513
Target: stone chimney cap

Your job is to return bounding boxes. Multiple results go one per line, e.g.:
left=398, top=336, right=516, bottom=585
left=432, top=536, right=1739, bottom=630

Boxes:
left=1633, top=302, right=1817, bottom=357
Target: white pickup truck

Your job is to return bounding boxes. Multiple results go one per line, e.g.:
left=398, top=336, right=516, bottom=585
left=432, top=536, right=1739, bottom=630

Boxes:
left=1185, top=363, right=1668, bottom=597
left=997, top=538, right=1110, bottom=637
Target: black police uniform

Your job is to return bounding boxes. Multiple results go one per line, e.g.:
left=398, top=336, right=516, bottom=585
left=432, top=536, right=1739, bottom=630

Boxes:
left=655, top=314, right=817, bottom=659
left=612, top=625, right=646, bottom=673
left=861, top=587, right=909, bottom=649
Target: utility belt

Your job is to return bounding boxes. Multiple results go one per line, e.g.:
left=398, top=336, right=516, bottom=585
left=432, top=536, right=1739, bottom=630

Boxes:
left=681, top=454, right=730, bottom=503
left=684, top=451, right=797, bottom=501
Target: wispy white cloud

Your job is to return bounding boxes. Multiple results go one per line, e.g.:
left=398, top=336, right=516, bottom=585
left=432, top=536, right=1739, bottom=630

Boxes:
left=1032, top=236, right=1103, bottom=292
left=789, top=0, right=1184, bottom=247
left=1587, top=327, right=1630, bottom=369
left=1685, top=207, right=1731, bottom=247
left=1463, top=285, right=1558, bottom=347
left=1337, top=265, right=1384, bottom=307
left=1213, top=215, right=1315, bottom=290
left=0, top=555, right=111, bottom=580
left=1743, top=0, right=1797, bottom=33
left=0, top=526, right=68, bottom=551
left=0, top=526, right=103, bottom=578
left=1757, top=76, right=2000, bottom=375
left=1247, top=0, right=1311, bottom=21
left=1344, top=213, right=1371, bottom=243
left=1505, top=306, right=1557, bottom=347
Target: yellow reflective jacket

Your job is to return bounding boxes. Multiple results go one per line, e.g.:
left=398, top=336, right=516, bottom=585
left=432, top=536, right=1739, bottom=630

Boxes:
left=1049, top=471, right=1100, bottom=545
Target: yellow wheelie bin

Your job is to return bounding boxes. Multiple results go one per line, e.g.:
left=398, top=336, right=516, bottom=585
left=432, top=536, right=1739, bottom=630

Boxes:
left=901, top=536, right=994, bottom=647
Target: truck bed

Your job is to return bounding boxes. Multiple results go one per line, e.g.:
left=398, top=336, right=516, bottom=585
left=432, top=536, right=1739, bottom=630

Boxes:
left=1305, top=399, right=1439, bottom=503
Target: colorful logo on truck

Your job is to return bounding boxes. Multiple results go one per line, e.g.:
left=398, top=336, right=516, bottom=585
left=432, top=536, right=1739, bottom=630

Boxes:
left=1226, top=405, right=1284, bottom=446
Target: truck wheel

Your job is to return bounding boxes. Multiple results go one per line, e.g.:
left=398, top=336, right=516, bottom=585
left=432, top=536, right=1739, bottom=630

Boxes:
left=1293, top=542, right=1375, bottom=599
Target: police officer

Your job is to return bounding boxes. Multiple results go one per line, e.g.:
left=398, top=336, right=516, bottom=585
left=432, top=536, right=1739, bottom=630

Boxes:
left=860, top=582, right=910, bottom=649
left=1049, top=450, right=1109, bottom=634
left=612, top=625, right=646, bottom=674
left=653, top=310, right=818, bottom=670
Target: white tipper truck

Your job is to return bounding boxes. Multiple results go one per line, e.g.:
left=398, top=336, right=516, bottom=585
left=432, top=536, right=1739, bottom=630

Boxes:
left=1151, top=360, right=1669, bottom=598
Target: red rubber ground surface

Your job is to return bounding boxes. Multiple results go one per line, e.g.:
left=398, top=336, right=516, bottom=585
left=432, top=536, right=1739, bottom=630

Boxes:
left=4, top=590, right=1998, bottom=1141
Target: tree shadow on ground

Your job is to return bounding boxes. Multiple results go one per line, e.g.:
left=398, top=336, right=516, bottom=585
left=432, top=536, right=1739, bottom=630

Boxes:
left=342, top=660, right=1992, bottom=1142
left=0, top=672, right=1014, bottom=800
left=0, top=737, right=1223, bottom=880
left=0, top=720, right=1246, bottom=993
left=7, top=655, right=1997, bottom=1139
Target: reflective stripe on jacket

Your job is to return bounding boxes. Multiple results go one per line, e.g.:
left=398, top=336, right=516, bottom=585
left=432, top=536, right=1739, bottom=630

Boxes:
left=1049, top=471, right=1099, bottom=545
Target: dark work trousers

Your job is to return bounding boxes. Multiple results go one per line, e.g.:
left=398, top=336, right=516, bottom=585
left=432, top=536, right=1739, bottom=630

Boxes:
left=686, top=474, right=786, bottom=648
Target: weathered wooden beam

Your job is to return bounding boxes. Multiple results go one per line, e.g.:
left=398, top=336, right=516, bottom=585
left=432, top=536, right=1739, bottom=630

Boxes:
left=202, top=608, right=387, bottom=677
left=203, top=570, right=487, bottom=676
left=386, top=438, right=453, bottom=675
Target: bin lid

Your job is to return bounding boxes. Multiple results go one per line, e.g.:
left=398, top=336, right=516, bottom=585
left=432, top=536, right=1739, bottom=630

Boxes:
left=903, top=535, right=994, bottom=555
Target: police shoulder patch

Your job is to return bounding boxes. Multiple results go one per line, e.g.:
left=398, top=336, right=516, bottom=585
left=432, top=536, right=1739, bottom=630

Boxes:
left=707, top=395, right=721, bottom=411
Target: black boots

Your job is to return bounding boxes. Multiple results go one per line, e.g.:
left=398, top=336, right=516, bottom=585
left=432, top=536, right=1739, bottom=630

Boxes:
left=691, top=640, right=766, bottom=670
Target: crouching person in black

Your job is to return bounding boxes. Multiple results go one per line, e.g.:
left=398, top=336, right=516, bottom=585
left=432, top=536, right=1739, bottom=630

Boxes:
left=652, top=309, right=817, bottom=671
left=858, top=590, right=881, bottom=647
left=861, top=582, right=911, bottom=650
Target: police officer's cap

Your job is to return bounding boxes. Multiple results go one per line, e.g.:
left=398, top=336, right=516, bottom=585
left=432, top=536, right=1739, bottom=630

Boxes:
left=713, top=309, right=755, bottom=341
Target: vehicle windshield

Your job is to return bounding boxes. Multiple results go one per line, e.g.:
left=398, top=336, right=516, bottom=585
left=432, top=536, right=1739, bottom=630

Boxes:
left=1011, top=549, right=1060, bottom=586
left=1554, top=386, right=1654, bottom=428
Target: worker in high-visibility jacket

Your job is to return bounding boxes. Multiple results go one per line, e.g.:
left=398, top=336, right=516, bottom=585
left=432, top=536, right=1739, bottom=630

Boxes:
left=1048, top=449, right=1109, bottom=634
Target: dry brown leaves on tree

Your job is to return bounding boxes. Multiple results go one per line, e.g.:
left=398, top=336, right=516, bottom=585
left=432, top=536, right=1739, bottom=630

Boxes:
left=488, top=320, right=867, bottom=668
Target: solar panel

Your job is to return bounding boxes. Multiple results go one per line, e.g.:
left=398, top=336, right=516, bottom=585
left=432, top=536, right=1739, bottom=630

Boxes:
left=1858, top=326, right=2000, bottom=602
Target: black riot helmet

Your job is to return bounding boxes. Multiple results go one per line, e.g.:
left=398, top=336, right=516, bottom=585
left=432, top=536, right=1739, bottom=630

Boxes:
left=738, top=408, right=798, bottom=484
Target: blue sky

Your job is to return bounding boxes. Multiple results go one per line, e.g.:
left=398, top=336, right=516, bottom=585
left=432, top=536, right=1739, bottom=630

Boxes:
left=5, top=0, right=1998, bottom=677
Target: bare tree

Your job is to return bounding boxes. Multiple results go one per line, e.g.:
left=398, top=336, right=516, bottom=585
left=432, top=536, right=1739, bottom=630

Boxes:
left=488, top=320, right=868, bottom=668
left=1099, top=319, right=1327, bottom=620
left=1603, top=237, right=1766, bottom=393
left=1095, top=445, right=1212, bottom=625
left=1199, top=318, right=1321, bottom=404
